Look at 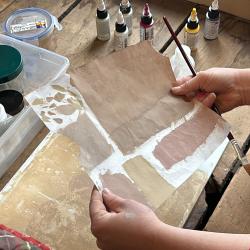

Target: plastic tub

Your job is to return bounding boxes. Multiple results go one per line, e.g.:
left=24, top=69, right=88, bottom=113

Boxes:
left=0, top=106, right=43, bottom=178
left=0, top=34, right=69, bottom=94
left=3, top=7, right=62, bottom=47
left=0, top=34, right=69, bottom=178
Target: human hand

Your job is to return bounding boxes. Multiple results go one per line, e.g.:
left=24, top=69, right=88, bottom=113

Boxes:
left=171, top=68, right=244, bottom=113
left=89, top=187, right=162, bottom=250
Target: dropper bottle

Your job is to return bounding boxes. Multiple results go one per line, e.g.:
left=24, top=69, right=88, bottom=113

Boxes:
left=184, top=8, right=200, bottom=51
left=204, top=0, right=220, bottom=40
left=120, top=0, right=133, bottom=36
left=114, top=10, right=128, bottom=51
left=140, top=3, right=154, bottom=41
left=96, top=0, right=111, bottom=41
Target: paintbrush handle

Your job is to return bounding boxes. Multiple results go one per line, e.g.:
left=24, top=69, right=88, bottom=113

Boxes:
left=163, top=16, right=221, bottom=114
left=163, top=16, right=196, bottom=77
left=231, top=138, right=249, bottom=164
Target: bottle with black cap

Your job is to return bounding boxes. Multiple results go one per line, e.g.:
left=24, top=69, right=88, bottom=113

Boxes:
left=96, top=0, right=111, bottom=41
left=184, top=8, right=200, bottom=52
left=120, top=0, right=133, bottom=36
left=204, top=0, right=220, bottom=40
left=114, top=10, right=128, bottom=51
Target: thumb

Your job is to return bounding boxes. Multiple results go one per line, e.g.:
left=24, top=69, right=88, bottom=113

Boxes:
left=172, top=72, right=204, bottom=95
left=202, top=93, right=216, bottom=108
left=102, top=188, right=125, bottom=213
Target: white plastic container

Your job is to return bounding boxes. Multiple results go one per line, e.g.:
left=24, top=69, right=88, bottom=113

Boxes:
left=0, top=34, right=69, bottom=178
left=3, top=7, right=62, bottom=47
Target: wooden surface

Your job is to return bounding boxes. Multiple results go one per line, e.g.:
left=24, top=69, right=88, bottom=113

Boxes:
left=0, top=0, right=15, bottom=13
left=205, top=152, right=250, bottom=233
left=187, top=0, right=250, bottom=20
left=0, top=133, right=97, bottom=250
left=0, top=0, right=249, bottom=248
left=0, top=0, right=76, bottom=21
left=39, top=0, right=194, bottom=68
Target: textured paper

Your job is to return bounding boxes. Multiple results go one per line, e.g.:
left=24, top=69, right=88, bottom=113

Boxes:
left=123, top=156, right=175, bottom=208
left=100, top=172, right=148, bottom=205
left=244, top=163, right=250, bottom=175
left=0, top=41, right=232, bottom=250
left=0, top=134, right=97, bottom=250
left=26, top=41, right=230, bottom=198
left=70, top=41, right=230, bottom=187
left=25, top=81, right=84, bottom=132
left=154, top=106, right=222, bottom=166
left=71, top=41, right=194, bottom=154
left=26, top=83, right=113, bottom=170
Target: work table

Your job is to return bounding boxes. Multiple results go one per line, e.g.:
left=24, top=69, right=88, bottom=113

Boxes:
left=0, top=0, right=249, bottom=249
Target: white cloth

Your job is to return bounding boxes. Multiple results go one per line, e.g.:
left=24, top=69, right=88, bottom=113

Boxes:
left=170, top=44, right=195, bottom=79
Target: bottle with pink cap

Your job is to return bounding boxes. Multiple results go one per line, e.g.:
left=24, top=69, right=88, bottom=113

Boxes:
left=140, top=3, right=154, bottom=41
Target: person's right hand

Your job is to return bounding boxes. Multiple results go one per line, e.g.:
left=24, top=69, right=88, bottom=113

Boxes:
left=171, top=67, right=244, bottom=113
left=89, top=187, right=162, bottom=250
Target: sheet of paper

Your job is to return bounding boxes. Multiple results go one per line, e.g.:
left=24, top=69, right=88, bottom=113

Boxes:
left=26, top=41, right=230, bottom=210
left=71, top=41, right=194, bottom=155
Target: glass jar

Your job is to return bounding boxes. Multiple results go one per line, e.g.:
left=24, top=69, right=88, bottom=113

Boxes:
left=0, top=45, right=24, bottom=93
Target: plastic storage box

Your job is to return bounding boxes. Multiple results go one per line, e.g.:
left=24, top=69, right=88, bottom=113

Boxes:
left=0, top=34, right=69, bottom=178
left=3, top=7, right=62, bottom=47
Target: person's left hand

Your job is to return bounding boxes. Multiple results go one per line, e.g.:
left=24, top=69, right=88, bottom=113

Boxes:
left=89, top=187, right=162, bottom=250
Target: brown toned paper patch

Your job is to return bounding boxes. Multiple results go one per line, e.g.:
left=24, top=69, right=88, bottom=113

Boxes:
left=244, top=163, right=250, bottom=175
left=71, top=41, right=230, bottom=188
left=71, top=41, right=194, bottom=154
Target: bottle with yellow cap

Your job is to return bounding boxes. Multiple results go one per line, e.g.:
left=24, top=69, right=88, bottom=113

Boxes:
left=184, top=8, right=200, bottom=52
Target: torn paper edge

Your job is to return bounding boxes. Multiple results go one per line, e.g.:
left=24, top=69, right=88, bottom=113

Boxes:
left=25, top=78, right=230, bottom=191
left=88, top=102, right=230, bottom=189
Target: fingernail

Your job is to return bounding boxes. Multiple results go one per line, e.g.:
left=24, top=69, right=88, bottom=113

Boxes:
left=171, top=86, right=181, bottom=92
left=103, top=188, right=111, bottom=196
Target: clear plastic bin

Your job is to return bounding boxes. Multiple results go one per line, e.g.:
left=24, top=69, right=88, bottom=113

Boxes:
left=0, top=34, right=70, bottom=178
left=0, top=34, right=69, bottom=95
left=0, top=106, right=43, bottom=178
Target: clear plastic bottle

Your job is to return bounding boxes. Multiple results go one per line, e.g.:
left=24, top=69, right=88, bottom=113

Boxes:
left=114, top=10, right=128, bottom=51
left=204, top=0, right=220, bottom=40
left=120, top=0, right=133, bottom=36
left=96, top=0, right=111, bottom=41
